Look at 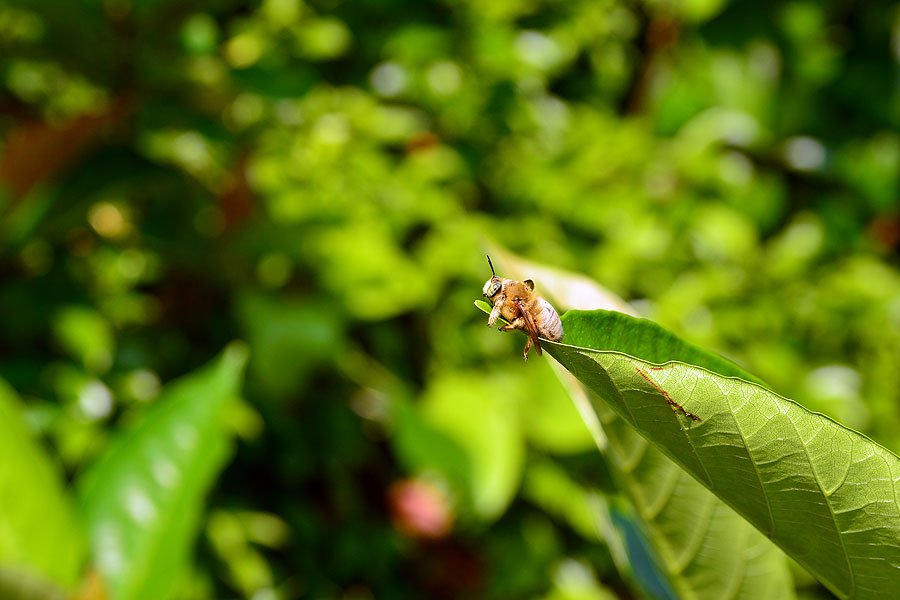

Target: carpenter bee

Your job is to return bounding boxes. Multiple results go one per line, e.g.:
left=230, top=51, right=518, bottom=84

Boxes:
left=482, top=255, right=563, bottom=360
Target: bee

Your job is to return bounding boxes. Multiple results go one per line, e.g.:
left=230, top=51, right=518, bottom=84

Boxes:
left=482, top=255, right=563, bottom=360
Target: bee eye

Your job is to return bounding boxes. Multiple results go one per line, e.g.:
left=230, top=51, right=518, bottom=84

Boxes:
left=483, top=279, right=501, bottom=297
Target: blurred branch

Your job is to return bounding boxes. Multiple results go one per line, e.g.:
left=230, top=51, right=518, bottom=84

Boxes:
left=623, top=11, right=681, bottom=115
left=0, top=93, right=135, bottom=201
left=219, top=151, right=256, bottom=230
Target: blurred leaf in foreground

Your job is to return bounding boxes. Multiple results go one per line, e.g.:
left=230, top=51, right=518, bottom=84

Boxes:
left=78, top=343, right=249, bottom=600
left=0, top=379, right=85, bottom=595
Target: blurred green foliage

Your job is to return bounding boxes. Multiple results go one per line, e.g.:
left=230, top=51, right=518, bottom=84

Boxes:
left=0, top=0, right=898, bottom=598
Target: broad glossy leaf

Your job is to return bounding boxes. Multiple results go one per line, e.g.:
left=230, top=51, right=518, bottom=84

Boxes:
left=596, top=397, right=793, bottom=600
left=0, top=379, right=85, bottom=590
left=78, top=343, right=248, bottom=600
left=477, top=249, right=794, bottom=600
left=548, top=354, right=793, bottom=600
left=544, top=309, right=900, bottom=599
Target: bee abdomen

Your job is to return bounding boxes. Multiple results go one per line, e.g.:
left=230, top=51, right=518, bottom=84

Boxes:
left=537, top=298, right=563, bottom=341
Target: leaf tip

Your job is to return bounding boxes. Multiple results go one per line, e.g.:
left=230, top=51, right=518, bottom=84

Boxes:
left=474, top=299, right=491, bottom=314
left=222, top=341, right=250, bottom=372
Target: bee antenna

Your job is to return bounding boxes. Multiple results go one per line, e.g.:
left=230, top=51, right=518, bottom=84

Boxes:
left=486, top=254, right=496, bottom=277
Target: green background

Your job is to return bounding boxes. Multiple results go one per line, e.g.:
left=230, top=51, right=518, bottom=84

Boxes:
left=0, top=0, right=898, bottom=598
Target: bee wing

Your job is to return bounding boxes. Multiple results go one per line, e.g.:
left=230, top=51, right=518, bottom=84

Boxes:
left=515, top=298, right=543, bottom=356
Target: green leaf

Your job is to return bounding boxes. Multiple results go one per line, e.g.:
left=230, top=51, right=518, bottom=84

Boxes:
left=598, top=399, right=793, bottom=599
left=0, top=379, right=85, bottom=590
left=476, top=296, right=793, bottom=599
left=53, top=306, right=115, bottom=374
left=236, top=292, right=342, bottom=396
left=523, top=459, right=603, bottom=540
left=557, top=309, right=763, bottom=384
left=78, top=343, right=249, bottom=600
left=0, top=567, right=67, bottom=600
left=391, top=395, right=472, bottom=495
left=543, top=309, right=900, bottom=599
left=519, top=359, right=597, bottom=455
left=420, top=371, right=525, bottom=520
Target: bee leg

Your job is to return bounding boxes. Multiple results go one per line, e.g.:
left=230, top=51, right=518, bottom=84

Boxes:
left=487, top=297, right=504, bottom=327
left=499, top=317, right=525, bottom=332
left=522, top=336, right=533, bottom=361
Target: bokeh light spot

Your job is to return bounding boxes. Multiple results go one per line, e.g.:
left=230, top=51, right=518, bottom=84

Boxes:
left=78, top=380, right=113, bottom=420
left=256, top=253, right=292, bottom=288
left=784, top=136, right=826, bottom=171
left=370, top=62, right=407, bottom=97
left=89, top=202, right=132, bottom=240
left=426, top=61, right=462, bottom=95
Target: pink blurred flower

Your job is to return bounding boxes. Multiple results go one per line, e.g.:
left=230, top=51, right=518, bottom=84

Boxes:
left=388, top=479, right=453, bottom=540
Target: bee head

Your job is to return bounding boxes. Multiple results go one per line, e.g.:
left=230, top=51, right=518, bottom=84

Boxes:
left=483, top=276, right=502, bottom=298
left=483, top=255, right=502, bottom=298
